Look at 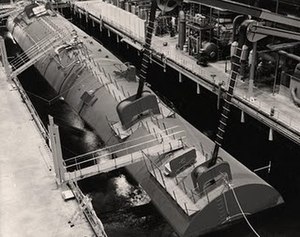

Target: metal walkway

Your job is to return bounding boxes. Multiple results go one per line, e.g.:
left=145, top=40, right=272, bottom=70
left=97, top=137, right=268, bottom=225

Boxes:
left=6, top=16, right=70, bottom=79
left=9, top=34, right=60, bottom=78
left=63, top=129, right=185, bottom=181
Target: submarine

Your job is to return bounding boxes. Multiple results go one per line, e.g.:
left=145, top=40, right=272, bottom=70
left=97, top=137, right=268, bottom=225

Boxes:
left=6, top=1, right=283, bottom=236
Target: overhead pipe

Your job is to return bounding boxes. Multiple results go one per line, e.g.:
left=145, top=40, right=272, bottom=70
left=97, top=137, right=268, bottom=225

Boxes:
left=278, top=50, right=300, bottom=62
left=232, top=15, right=246, bottom=42
left=178, top=10, right=186, bottom=50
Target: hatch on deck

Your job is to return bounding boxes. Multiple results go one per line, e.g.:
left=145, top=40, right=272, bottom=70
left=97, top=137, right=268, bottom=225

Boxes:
left=164, top=147, right=196, bottom=177
left=116, top=91, right=160, bottom=129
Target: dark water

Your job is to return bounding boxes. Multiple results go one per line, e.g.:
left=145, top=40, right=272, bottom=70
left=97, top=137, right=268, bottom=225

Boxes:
left=4, top=8, right=300, bottom=236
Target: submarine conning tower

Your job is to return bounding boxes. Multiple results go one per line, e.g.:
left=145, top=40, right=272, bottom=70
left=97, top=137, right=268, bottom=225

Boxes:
left=6, top=2, right=283, bottom=236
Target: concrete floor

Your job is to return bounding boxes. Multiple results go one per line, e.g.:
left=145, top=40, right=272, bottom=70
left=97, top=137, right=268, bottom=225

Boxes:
left=0, top=66, right=94, bottom=237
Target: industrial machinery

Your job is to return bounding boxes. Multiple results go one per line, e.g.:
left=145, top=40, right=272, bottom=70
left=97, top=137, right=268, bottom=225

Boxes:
left=6, top=1, right=284, bottom=236
left=177, top=0, right=300, bottom=169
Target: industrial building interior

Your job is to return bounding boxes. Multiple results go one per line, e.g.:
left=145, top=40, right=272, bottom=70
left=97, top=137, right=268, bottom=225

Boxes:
left=111, top=0, right=300, bottom=106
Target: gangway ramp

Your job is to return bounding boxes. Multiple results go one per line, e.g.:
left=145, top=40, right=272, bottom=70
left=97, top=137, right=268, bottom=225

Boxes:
left=8, top=14, right=71, bottom=79
left=9, top=33, right=62, bottom=79
left=64, top=130, right=186, bottom=182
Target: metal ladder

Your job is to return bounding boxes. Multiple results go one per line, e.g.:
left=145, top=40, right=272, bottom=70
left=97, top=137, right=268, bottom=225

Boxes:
left=210, top=46, right=244, bottom=166
left=136, top=0, right=157, bottom=99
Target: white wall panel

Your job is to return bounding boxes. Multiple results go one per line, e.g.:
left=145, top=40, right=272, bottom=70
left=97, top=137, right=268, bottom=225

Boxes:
left=77, top=1, right=146, bottom=42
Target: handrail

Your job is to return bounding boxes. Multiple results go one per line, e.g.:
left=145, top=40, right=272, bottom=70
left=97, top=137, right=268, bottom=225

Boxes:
left=143, top=150, right=230, bottom=215
left=64, top=130, right=185, bottom=169
left=64, top=124, right=180, bottom=162
left=10, top=33, right=56, bottom=66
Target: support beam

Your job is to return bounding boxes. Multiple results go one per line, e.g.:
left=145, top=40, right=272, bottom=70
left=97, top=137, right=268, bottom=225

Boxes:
left=269, top=128, right=273, bottom=141
left=85, top=12, right=88, bottom=23
left=273, top=54, right=280, bottom=95
left=240, top=110, right=245, bottom=123
left=179, top=72, right=182, bottom=83
left=248, top=42, right=257, bottom=99
left=197, top=83, right=200, bottom=94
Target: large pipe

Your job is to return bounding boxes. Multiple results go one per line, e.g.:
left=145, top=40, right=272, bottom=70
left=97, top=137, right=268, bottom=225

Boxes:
left=278, top=50, right=300, bottom=62
left=178, top=10, right=186, bottom=50
left=232, top=15, right=245, bottom=42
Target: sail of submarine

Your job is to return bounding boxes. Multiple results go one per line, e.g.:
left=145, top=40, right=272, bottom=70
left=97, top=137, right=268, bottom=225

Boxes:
left=6, top=2, right=283, bottom=237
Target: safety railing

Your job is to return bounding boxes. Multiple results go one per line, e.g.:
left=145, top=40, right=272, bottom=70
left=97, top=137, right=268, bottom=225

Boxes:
left=63, top=125, right=186, bottom=180
left=143, top=150, right=230, bottom=216
left=75, top=1, right=145, bottom=43
left=150, top=40, right=300, bottom=136
left=142, top=151, right=199, bottom=215
left=85, top=59, right=126, bottom=103
left=64, top=136, right=185, bottom=181
left=9, top=33, right=59, bottom=71
left=64, top=128, right=185, bottom=166
left=150, top=39, right=227, bottom=88
left=233, top=75, right=300, bottom=133
left=0, top=3, right=23, bottom=19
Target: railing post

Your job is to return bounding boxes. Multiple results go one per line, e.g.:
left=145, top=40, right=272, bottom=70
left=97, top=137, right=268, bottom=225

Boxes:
left=184, top=203, right=189, bottom=215
left=149, top=159, right=157, bottom=179
left=173, top=190, right=177, bottom=202
left=159, top=168, right=166, bottom=189
left=175, top=175, right=179, bottom=185
left=114, top=155, right=117, bottom=168
left=191, top=190, right=196, bottom=203
left=182, top=180, right=187, bottom=194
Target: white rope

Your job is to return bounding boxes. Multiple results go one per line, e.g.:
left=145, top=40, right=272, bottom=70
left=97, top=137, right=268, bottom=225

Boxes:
left=226, top=181, right=261, bottom=237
